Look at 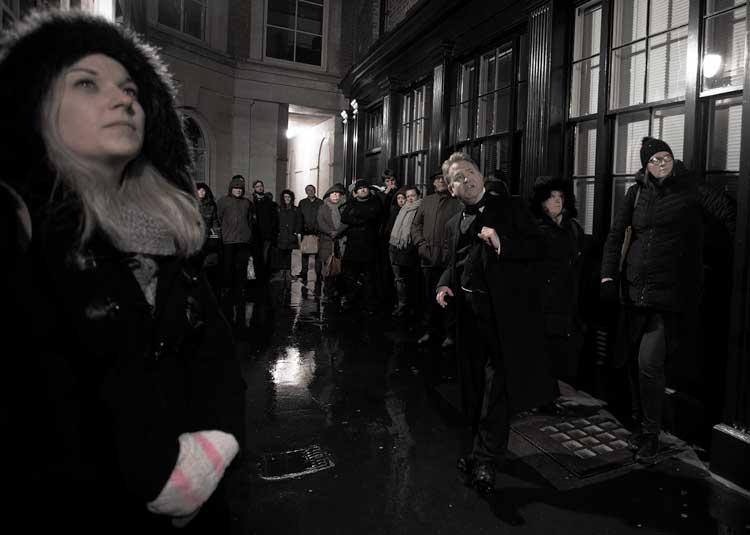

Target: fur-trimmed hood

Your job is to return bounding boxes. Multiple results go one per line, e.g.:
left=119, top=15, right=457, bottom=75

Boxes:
left=530, top=176, right=578, bottom=219
left=0, top=9, right=194, bottom=206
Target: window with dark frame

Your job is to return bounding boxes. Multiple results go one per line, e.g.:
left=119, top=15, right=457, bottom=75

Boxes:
left=608, top=0, right=689, bottom=220
left=266, top=0, right=324, bottom=67
left=702, top=1, right=746, bottom=200
left=365, top=104, right=383, bottom=153
left=158, top=0, right=207, bottom=40
left=569, top=1, right=602, bottom=235
left=448, top=35, right=526, bottom=194
left=182, top=115, right=209, bottom=185
left=397, top=83, right=431, bottom=189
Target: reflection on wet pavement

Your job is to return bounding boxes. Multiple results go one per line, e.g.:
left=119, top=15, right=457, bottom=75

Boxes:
left=227, top=267, right=750, bottom=535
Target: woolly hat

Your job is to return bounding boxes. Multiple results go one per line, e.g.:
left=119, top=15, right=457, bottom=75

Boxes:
left=229, top=176, right=245, bottom=190
left=353, top=178, right=371, bottom=192
left=0, top=9, right=194, bottom=202
left=640, top=136, right=673, bottom=168
left=323, top=183, right=346, bottom=198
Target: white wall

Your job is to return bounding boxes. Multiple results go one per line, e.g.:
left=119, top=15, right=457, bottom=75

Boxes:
left=286, top=116, right=342, bottom=201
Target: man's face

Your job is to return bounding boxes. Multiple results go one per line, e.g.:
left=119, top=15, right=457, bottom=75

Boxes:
left=355, top=186, right=370, bottom=199
left=385, top=177, right=396, bottom=190
left=433, top=175, right=447, bottom=193
left=305, top=186, right=316, bottom=198
left=254, top=182, right=264, bottom=194
left=449, top=160, right=484, bottom=205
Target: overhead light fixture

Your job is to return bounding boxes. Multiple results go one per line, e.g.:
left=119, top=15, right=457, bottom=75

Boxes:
left=350, top=99, right=358, bottom=111
left=703, top=53, right=722, bottom=78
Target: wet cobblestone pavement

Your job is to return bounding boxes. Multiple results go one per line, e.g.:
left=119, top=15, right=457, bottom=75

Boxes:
left=226, top=273, right=750, bottom=535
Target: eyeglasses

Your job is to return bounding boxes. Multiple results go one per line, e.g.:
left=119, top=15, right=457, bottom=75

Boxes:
left=648, top=155, right=673, bottom=166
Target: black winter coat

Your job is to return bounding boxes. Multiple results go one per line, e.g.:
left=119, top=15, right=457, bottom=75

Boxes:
left=298, top=197, right=323, bottom=235
left=438, top=192, right=557, bottom=413
left=340, top=195, right=382, bottom=263
left=537, top=212, right=585, bottom=336
left=277, top=206, right=302, bottom=250
left=602, top=161, right=736, bottom=312
left=252, top=194, right=279, bottom=241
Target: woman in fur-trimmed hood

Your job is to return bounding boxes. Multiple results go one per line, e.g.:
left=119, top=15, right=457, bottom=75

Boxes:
left=1, top=10, right=245, bottom=531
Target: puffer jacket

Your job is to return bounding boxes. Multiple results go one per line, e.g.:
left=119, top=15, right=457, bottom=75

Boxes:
left=601, top=161, right=736, bottom=311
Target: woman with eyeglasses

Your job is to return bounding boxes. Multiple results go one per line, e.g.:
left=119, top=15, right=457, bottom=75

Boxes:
left=599, top=137, right=735, bottom=465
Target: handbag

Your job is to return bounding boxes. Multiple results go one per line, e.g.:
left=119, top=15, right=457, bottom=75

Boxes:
left=618, top=185, right=642, bottom=299
left=300, top=234, right=319, bottom=255
left=323, top=241, right=342, bottom=277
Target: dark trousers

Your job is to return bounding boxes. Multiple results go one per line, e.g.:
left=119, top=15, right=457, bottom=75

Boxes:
left=391, top=263, right=416, bottom=312
left=301, top=253, right=322, bottom=281
left=222, top=243, right=252, bottom=293
left=343, top=259, right=376, bottom=311
left=422, top=266, right=454, bottom=337
left=459, top=290, right=510, bottom=465
left=627, top=311, right=667, bottom=435
left=252, top=239, right=272, bottom=281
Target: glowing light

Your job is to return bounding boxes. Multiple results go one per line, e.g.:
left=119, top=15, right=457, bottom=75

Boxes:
left=286, top=127, right=310, bottom=139
left=703, top=54, right=722, bottom=78
left=271, top=347, right=303, bottom=385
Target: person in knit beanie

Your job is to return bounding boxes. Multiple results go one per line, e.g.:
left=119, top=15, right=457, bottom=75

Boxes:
left=1, top=10, right=245, bottom=531
left=599, top=135, right=736, bottom=465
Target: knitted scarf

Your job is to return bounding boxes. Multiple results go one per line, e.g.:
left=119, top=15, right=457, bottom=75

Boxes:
left=389, top=199, right=421, bottom=250
left=115, top=204, right=177, bottom=307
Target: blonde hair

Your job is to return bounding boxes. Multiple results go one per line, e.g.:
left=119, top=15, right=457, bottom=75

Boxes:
left=41, top=66, right=204, bottom=258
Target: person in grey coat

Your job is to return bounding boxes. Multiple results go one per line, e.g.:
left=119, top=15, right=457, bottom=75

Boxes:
left=411, top=171, right=463, bottom=347
left=216, top=175, right=253, bottom=310
left=317, top=183, right=348, bottom=301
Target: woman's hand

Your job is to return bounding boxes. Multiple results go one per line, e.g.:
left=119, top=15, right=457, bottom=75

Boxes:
left=478, top=226, right=501, bottom=255
left=436, top=286, right=453, bottom=308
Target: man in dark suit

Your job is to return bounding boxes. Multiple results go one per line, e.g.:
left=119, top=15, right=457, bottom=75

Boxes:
left=437, top=153, right=556, bottom=494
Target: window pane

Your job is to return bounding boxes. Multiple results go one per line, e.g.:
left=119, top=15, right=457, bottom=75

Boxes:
left=614, top=110, right=650, bottom=174
left=266, top=26, right=295, bottom=61
left=573, top=178, right=596, bottom=234
left=612, top=177, right=638, bottom=220
left=702, top=7, right=747, bottom=92
left=459, top=62, right=474, bottom=103
left=295, top=32, right=322, bottom=65
left=651, top=105, right=685, bottom=160
left=516, top=81, right=527, bottom=130
left=612, top=0, right=647, bottom=47
left=477, top=92, right=496, bottom=137
left=646, top=27, right=688, bottom=102
left=297, top=1, right=323, bottom=35
left=458, top=101, right=472, bottom=141
left=496, top=88, right=512, bottom=133
left=574, top=120, right=598, bottom=176
left=574, top=4, right=602, bottom=60
left=184, top=0, right=205, bottom=39
left=268, top=0, right=295, bottom=29
left=706, top=0, right=746, bottom=16
left=708, top=96, right=743, bottom=171
left=570, top=56, right=600, bottom=117
left=649, top=0, right=689, bottom=34
left=158, top=0, right=180, bottom=30
left=610, top=41, right=646, bottom=108
left=480, top=52, right=496, bottom=95
left=497, top=48, right=513, bottom=88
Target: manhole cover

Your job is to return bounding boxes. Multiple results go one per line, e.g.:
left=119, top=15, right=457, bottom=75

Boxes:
left=258, top=444, right=335, bottom=481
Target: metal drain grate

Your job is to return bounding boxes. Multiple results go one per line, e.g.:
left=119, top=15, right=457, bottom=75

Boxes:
left=258, top=444, right=335, bottom=481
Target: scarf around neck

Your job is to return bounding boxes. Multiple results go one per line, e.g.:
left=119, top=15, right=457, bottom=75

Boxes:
left=389, top=199, right=421, bottom=249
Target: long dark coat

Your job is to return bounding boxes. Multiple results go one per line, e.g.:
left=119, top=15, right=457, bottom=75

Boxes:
left=438, top=192, right=557, bottom=414
left=277, top=206, right=302, bottom=250
left=340, top=194, right=382, bottom=263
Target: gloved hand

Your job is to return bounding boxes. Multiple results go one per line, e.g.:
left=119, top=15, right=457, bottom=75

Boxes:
left=599, top=279, right=619, bottom=304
